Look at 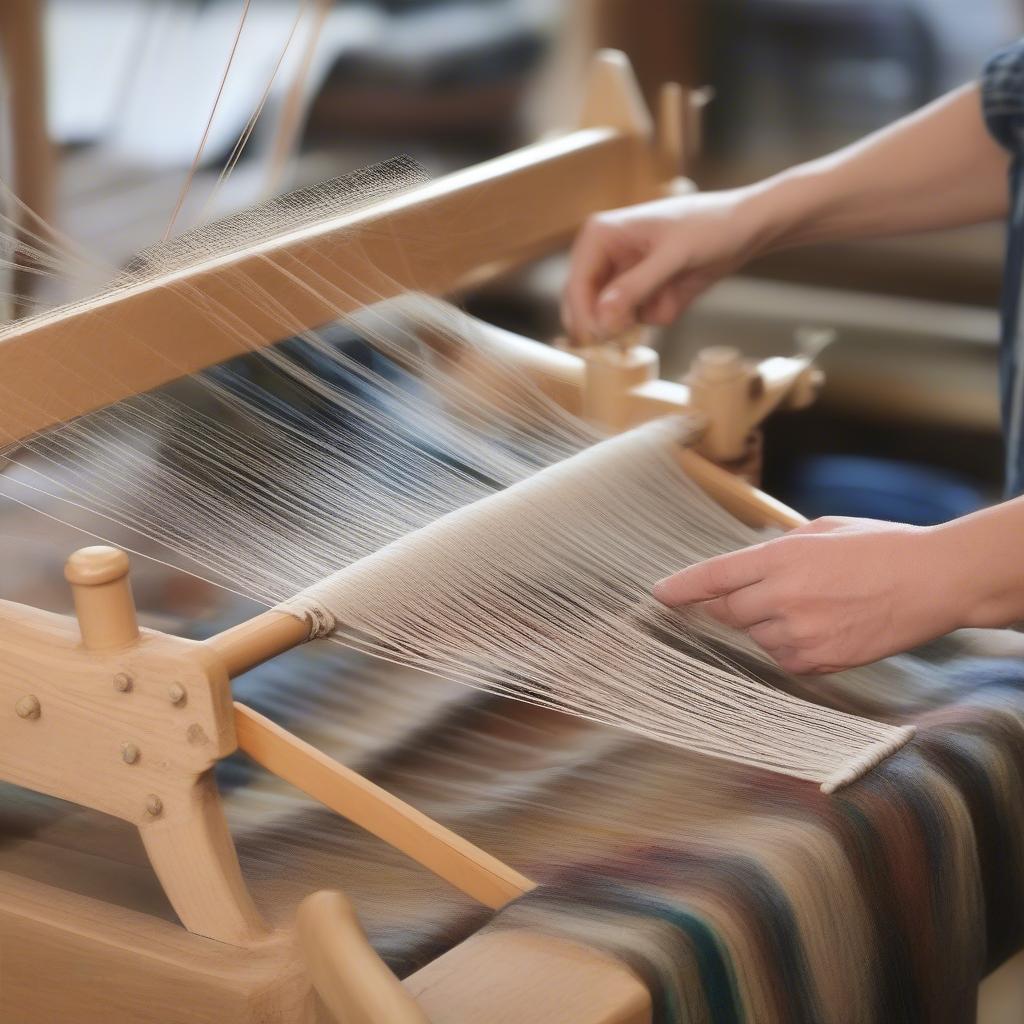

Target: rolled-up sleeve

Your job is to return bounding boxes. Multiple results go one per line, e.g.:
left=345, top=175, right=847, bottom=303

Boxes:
left=983, top=40, right=1024, bottom=153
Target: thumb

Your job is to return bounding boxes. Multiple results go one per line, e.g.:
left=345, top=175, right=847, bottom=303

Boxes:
left=595, top=251, right=680, bottom=336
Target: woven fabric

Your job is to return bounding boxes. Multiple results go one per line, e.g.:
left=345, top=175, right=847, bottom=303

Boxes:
left=2, top=607, right=1023, bottom=1022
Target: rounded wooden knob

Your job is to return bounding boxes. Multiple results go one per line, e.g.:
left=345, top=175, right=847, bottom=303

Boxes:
left=691, top=345, right=743, bottom=382
left=580, top=342, right=659, bottom=432
left=65, top=546, right=139, bottom=650
left=65, top=546, right=131, bottom=587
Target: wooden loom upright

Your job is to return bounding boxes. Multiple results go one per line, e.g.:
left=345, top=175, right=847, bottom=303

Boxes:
left=0, top=52, right=826, bottom=1024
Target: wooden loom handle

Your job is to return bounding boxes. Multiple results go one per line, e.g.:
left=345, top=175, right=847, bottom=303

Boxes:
left=64, top=546, right=140, bottom=650
left=298, top=890, right=430, bottom=1024
left=233, top=702, right=536, bottom=909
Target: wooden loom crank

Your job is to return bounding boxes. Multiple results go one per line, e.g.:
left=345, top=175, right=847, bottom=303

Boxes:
left=0, top=50, right=821, bottom=1024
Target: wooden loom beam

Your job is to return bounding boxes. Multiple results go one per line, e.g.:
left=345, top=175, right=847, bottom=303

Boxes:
left=0, top=48, right=710, bottom=450
left=0, top=128, right=657, bottom=447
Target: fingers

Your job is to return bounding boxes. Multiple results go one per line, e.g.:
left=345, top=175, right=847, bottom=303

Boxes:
left=637, top=289, right=680, bottom=326
left=702, top=582, right=774, bottom=629
left=564, top=216, right=648, bottom=343
left=563, top=212, right=687, bottom=342
left=746, top=619, right=788, bottom=650
left=562, top=222, right=618, bottom=344
left=653, top=545, right=854, bottom=676
left=562, top=274, right=608, bottom=346
left=770, top=647, right=844, bottom=676
left=653, top=546, right=769, bottom=606
left=745, top=623, right=837, bottom=674
left=768, top=648, right=819, bottom=675
left=593, top=249, right=681, bottom=336
left=637, top=273, right=715, bottom=326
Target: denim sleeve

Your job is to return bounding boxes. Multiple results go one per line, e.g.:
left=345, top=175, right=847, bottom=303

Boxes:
left=983, top=39, right=1024, bottom=153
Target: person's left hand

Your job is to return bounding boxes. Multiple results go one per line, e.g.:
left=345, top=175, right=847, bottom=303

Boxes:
left=652, top=516, right=966, bottom=674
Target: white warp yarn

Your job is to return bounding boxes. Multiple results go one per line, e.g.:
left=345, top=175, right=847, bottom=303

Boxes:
left=276, top=417, right=914, bottom=792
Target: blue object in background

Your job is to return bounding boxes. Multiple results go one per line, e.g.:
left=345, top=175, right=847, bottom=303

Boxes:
left=785, top=455, right=984, bottom=525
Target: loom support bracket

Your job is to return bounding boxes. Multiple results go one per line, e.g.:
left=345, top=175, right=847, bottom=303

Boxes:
left=0, top=546, right=266, bottom=946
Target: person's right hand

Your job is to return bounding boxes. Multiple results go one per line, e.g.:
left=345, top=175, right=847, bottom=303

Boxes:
left=561, top=188, right=771, bottom=344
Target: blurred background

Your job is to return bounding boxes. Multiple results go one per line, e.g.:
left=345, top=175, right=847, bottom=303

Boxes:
left=2, top=0, right=1022, bottom=538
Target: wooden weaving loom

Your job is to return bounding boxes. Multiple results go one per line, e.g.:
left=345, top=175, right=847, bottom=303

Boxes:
left=0, top=50, right=941, bottom=1024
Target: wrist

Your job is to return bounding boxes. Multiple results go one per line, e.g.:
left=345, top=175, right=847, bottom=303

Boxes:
left=734, top=170, right=826, bottom=257
left=929, top=511, right=1024, bottom=630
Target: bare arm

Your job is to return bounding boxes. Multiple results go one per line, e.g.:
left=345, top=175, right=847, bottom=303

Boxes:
left=747, top=83, right=1010, bottom=251
left=564, top=83, right=1011, bottom=340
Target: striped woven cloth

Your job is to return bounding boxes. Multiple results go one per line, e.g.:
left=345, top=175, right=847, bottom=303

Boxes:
left=491, top=655, right=1024, bottom=1023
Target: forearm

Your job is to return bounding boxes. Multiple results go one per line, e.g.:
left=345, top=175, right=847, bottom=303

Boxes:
left=739, top=84, right=1011, bottom=255
left=933, top=496, right=1024, bottom=629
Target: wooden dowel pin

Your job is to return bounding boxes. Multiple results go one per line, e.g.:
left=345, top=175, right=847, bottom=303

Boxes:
left=581, top=334, right=659, bottom=432
left=64, top=546, right=140, bottom=650
left=205, top=610, right=310, bottom=678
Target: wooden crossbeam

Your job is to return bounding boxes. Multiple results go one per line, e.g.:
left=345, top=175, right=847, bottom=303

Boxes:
left=235, top=704, right=535, bottom=909
left=0, top=128, right=660, bottom=447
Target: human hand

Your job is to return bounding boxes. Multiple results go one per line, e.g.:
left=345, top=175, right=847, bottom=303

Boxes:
left=561, top=188, right=770, bottom=344
left=652, top=516, right=968, bottom=674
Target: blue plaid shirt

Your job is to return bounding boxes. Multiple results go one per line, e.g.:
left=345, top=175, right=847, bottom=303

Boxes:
left=983, top=41, right=1024, bottom=496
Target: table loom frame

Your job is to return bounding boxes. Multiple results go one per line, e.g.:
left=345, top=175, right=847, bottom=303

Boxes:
left=0, top=49, right=1014, bottom=1024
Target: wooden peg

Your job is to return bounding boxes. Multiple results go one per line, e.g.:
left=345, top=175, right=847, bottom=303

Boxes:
left=657, top=81, right=685, bottom=179
left=684, top=346, right=757, bottom=463
left=581, top=342, right=659, bottom=432
left=64, top=546, right=140, bottom=650
left=14, top=694, right=40, bottom=720
left=298, top=891, right=429, bottom=1024
left=579, top=49, right=653, bottom=139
